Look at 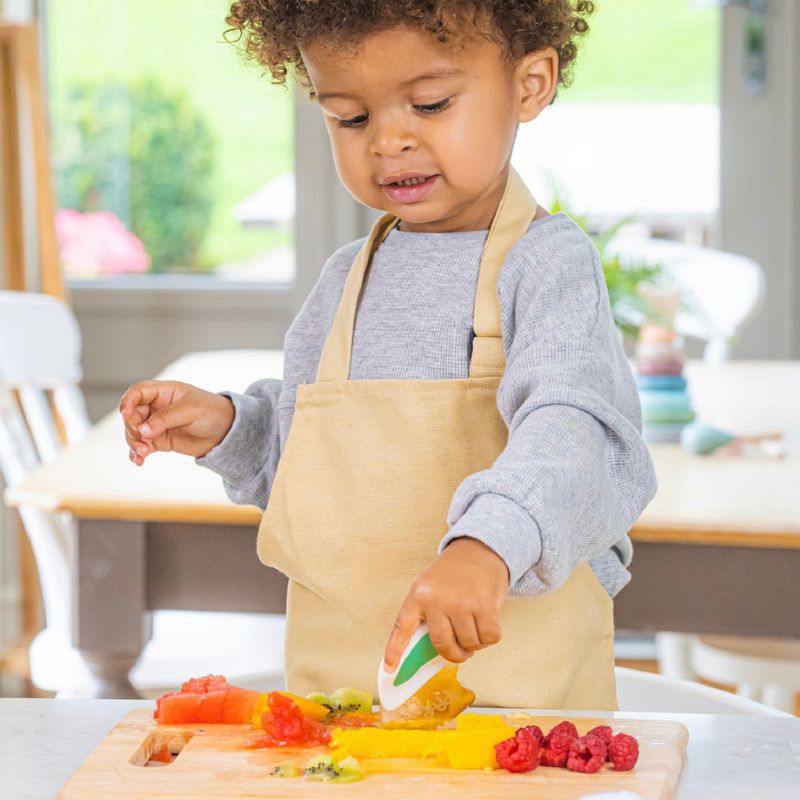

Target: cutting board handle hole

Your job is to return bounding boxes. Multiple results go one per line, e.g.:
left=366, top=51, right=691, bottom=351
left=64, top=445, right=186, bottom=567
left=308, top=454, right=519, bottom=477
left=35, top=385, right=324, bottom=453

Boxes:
left=130, top=730, right=195, bottom=767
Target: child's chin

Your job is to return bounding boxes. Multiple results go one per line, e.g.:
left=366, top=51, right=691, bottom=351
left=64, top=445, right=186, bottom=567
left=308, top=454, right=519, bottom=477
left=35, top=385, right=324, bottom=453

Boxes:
left=385, top=203, right=442, bottom=223
left=395, top=208, right=436, bottom=220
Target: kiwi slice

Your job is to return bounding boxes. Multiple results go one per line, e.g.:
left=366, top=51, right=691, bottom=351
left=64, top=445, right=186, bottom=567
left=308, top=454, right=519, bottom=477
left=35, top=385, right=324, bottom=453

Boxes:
left=328, top=687, right=373, bottom=714
left=306, top=692, right=337, bottom=713
left=269, top=760, right=300, bottom=778
left=303, top=755, right=364, bottom=783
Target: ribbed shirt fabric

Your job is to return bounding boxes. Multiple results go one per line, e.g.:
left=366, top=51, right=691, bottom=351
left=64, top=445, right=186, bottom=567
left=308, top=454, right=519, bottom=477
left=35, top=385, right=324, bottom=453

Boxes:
left=197, top=212, right=657, bottom=598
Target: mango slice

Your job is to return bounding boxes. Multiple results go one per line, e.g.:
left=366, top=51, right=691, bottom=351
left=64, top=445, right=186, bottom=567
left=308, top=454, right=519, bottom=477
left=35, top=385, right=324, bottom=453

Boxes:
left=330, top=722, right=516, bottom=770
left=380, top=665, right=475, bottom=724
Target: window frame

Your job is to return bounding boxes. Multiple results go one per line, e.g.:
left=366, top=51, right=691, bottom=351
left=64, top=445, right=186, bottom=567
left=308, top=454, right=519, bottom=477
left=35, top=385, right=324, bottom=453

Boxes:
left=17, top=0, right=800, bottom=359
left=37, top=0, right=369, bottom=321
left=718, top=0, right=800, bottom=358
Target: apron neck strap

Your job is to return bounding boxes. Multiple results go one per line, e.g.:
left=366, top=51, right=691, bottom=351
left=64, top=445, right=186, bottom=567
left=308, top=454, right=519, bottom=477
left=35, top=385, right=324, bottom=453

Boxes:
left=315, top=167, right=537, bottom=383
left=315, top=213, right=400, bottom=383
left=468, top=167, right=537, bottom=378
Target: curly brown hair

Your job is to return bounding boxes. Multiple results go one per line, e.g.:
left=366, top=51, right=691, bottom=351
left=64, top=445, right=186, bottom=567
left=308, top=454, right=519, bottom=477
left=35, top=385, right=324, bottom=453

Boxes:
left=225, top=1, right=595, bottom=99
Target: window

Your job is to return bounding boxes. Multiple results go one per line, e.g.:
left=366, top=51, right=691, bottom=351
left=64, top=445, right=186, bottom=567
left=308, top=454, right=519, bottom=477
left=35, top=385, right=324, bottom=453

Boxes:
left=511, top=0, right=721, bottom=244
left=46, top=0, right=294, bottom=284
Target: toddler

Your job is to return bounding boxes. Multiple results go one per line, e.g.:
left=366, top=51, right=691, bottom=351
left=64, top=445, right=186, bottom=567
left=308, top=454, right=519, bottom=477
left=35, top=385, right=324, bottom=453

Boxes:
left=120, top=0, right=656, bottom=710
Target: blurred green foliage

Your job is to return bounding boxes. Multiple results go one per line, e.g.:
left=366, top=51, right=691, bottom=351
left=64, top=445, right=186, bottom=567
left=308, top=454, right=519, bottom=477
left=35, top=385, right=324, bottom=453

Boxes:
left=54, top=80, right=216, bottom=272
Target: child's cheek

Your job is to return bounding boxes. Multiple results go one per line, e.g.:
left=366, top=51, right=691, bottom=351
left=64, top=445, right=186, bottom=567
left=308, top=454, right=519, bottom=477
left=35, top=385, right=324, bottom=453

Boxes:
left=328, top=142, right=371, bottom=203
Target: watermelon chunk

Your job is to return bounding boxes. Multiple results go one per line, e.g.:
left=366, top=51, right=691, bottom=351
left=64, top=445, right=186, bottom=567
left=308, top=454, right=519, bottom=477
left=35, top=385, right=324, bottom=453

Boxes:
left=154, top=675, right=263, bottom=725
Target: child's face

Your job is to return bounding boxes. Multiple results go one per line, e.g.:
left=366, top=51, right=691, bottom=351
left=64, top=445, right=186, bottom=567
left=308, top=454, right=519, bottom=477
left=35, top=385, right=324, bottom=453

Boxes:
left=301, top=25, right=556, bottom=232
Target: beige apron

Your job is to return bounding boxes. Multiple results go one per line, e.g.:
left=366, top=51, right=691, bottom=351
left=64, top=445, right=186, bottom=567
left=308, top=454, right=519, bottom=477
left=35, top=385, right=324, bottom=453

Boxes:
left=258, top=167, right=617, bottom=710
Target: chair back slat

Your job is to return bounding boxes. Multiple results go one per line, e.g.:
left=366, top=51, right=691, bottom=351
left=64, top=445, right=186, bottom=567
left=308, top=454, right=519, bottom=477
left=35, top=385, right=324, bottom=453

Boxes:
left=16, top=505, right=72, bottom=633
left=0, top=387, right=40, bottom=485
left=18, top=386, right=62, bottom=464
left=53, top=385, right=91, bottom=445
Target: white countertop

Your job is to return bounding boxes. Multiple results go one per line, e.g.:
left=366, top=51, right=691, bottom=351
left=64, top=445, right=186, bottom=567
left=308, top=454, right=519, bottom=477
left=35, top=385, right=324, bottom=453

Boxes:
left=2, top=699, right=799, bottom=799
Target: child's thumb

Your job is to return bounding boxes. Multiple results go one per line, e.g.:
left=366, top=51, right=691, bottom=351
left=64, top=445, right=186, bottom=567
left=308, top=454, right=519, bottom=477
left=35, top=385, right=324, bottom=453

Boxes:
left=137, top=402, right=195, bottom=441
left=384, top=605, right=422, bottom=672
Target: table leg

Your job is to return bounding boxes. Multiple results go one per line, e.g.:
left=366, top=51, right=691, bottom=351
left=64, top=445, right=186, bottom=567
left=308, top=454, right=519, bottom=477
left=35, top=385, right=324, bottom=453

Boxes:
left=69, top=518, right=148, bottom=699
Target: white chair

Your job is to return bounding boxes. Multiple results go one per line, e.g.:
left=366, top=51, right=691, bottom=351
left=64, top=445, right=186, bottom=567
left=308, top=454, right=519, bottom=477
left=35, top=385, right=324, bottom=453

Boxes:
left=615, top=666, right=791, bottom=716
left=605, top=235, right=766, bottom=363
left=688, top=636, right=800, bottom=715
left=0, top=290, right=285, bottom=698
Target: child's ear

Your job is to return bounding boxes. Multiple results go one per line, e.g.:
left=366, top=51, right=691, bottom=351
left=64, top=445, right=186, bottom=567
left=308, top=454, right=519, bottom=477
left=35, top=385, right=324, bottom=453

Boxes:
left=515, top=47, right=559, bottom=123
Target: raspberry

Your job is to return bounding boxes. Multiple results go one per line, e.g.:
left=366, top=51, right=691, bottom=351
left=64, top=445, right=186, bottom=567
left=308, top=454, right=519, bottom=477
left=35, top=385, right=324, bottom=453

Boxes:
left=567, top=734, right=607, bottom=774
left=608, top=732, right=639, bottom=771
left=516, top=724, right=544, bottom=745
left=495, top=728, right=542, bottom=773
left=586, top=725, right=614, bottom=759
left=540, top=731, right=574, bottom=768
left=547, top=720, right=579, bottom=740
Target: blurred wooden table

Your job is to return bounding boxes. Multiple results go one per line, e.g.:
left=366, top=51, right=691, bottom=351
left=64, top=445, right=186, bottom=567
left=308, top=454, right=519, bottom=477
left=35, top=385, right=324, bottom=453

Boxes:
left=5, top=353, right=800, bottom=697
left=617, top=360, right=800, bottom=636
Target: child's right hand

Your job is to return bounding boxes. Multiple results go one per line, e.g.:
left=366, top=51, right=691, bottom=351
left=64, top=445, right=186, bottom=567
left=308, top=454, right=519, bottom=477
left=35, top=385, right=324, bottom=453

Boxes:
left=119, top=380, right=235, bottom=466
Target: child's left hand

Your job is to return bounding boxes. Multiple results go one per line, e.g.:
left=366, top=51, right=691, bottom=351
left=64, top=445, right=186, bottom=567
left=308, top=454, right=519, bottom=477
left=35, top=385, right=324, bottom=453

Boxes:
left=383, top=538, right=509, bottom=669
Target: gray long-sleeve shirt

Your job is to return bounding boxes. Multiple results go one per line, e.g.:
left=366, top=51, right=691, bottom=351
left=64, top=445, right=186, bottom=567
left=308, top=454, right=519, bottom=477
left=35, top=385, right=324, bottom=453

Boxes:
left=197, top=212, right=657, bottom=598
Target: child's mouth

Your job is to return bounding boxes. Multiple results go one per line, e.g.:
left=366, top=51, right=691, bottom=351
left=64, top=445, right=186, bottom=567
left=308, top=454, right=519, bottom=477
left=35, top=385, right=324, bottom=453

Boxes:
left=382, top=174, right=439, bottom=204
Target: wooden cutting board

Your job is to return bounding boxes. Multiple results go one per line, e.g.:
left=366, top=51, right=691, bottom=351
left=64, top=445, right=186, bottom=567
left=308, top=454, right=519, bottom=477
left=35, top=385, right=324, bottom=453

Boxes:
left=59, top=709, right=688, bottom=799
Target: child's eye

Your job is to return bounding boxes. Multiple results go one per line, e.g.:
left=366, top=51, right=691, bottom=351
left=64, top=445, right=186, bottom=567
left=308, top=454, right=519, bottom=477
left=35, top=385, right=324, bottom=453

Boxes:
left=414, top=98, right=451, bottom=114
left=338, top=113, right=369, bottom=129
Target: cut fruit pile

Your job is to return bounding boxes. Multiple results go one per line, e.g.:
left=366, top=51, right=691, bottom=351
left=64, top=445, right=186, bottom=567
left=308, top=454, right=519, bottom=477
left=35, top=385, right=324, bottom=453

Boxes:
left=246, top=692, right=332, bottom=748
left=153, top=676, right=639, bottom=785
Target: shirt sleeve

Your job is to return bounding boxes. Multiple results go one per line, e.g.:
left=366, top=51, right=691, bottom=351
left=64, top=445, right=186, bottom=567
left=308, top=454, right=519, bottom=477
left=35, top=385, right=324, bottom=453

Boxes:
left=439, top=227, right=657, bottom=596
left=194, top=377, right=282, bottom=510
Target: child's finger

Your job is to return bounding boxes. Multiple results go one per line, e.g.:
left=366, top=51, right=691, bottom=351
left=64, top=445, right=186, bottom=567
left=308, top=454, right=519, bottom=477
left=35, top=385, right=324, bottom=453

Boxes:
left=123, top=405, right=152, bottom=439
left=476, top=614, right=503, bottom=647
left=130, top=403, right=151, bottom=424
left=426, top=610, right=472, bottom=664
left=451, top=610, right=483, bottom=653
left=383, top=602, right=422, bottom=671
left=128, top=447, right=145, bottom=467
left=137, top=402, right=195, bottom=441
left=119, top=398, right=146, bottom=419
left=119, top=381, right=174, bottom=416
left=125, top=430, right=154, bottom=457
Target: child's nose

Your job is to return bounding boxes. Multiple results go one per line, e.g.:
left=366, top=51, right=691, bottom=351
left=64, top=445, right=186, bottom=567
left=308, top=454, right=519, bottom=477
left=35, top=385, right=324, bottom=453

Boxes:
left=369, top=116, right=417, bottom=158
